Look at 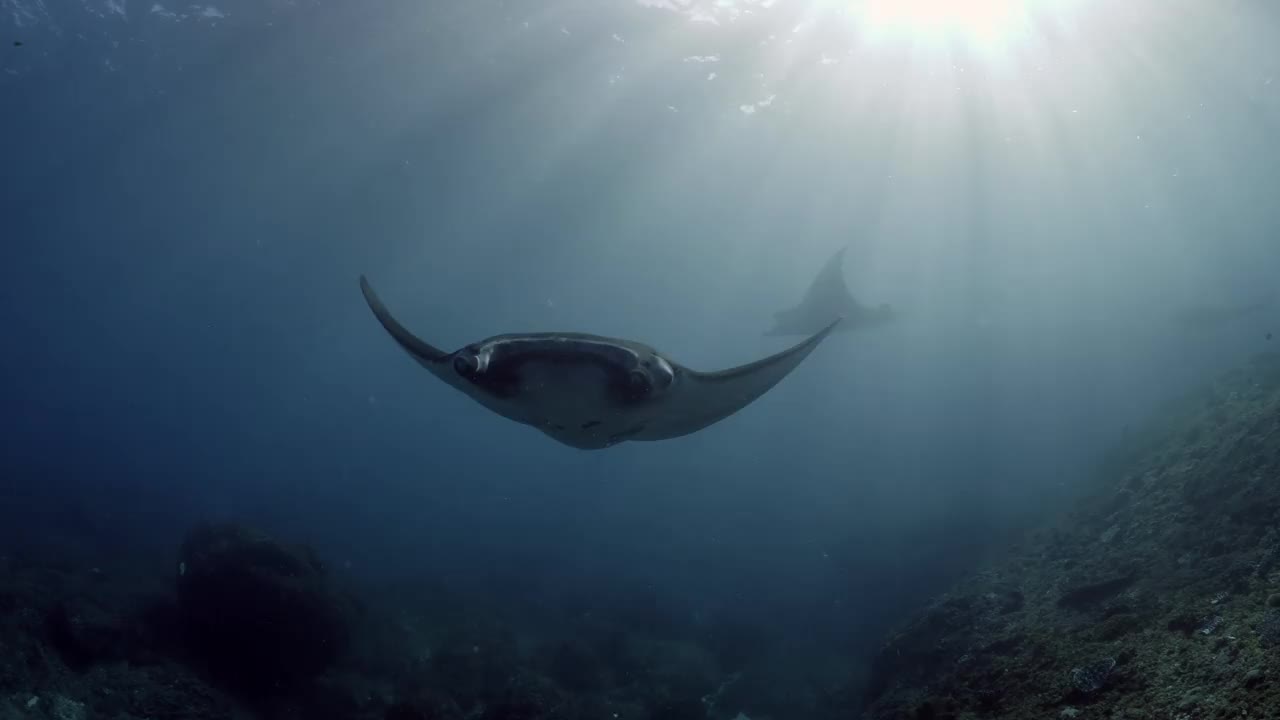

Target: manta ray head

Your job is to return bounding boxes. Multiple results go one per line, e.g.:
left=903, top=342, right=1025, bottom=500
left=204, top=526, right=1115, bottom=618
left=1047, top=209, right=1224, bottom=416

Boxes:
left=445, top=335, right=679, bottom=449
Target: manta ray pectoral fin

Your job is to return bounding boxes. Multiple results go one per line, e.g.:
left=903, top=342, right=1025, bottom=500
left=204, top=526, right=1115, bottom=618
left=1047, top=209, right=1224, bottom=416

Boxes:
left=638, top=318, right=841, bottom=441
left=359, top=275, right=449, bottom=370
left=766, top=247, right=860, bottom=336
left=802, top=245, right=856, bottom=309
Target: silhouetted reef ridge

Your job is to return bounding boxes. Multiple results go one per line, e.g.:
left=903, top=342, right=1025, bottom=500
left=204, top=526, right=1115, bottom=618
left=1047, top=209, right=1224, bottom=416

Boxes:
left=857, top=352, right=1280, bottom=720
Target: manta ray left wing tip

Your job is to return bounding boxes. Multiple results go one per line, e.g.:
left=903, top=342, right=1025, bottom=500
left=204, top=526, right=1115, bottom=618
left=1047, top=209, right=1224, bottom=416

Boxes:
left=357, top=274, right=449, bottom=366
left=358, top=274, right=379, bottom=306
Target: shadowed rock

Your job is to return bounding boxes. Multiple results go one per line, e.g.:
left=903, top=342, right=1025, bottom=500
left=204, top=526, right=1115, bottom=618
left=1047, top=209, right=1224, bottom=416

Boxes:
left=176, top=523, right=350, bottom=697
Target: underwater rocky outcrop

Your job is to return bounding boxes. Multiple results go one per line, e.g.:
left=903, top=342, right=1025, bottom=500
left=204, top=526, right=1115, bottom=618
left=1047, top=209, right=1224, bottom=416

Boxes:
left=0, top=547, right=242, bottom=719
left=53, top=356, right=1280, bottom=720
left=11, top=345, right=1280, bottom=720
left=176, top=522, right=353, bottom=697
left=857, top=352, right=1280, bottom=719
left=1, top=519, right=823, bottom=720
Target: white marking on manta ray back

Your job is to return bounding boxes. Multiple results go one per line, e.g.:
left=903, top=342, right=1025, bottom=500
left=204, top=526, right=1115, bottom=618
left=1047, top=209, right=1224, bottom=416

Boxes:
left=653, top=355, right=674, bottom=378
left=477, top=336, right=644, bottom=367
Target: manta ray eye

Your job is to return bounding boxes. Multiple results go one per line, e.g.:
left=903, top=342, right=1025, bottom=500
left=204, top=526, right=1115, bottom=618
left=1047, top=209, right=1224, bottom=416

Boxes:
left=626, top=369, right=653, bottom=399
left=453, top=354, right=480, bottom=377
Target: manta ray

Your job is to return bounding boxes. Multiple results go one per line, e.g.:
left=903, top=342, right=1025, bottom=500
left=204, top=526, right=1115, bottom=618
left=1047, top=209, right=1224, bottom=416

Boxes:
left=1173, top=295, right=1273, bottom=330
left=359, top=276, right=838, bottom=450
left=766, top=246, right=894, bottom=337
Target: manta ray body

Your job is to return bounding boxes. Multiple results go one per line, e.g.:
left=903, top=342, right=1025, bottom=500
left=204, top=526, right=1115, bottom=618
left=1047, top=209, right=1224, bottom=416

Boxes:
left=767, top=247, right=893, bottom=336
left=359, top=276, right=837, bottom=449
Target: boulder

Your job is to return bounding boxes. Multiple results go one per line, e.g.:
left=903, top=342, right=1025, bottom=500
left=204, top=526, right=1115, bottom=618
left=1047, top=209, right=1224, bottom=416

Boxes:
left=176, top=523, right=349, bottom=696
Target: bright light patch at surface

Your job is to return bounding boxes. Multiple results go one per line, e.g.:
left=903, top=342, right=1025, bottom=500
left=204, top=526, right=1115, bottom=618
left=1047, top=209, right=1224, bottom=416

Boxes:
left=638, top=0, right=1088, bottom=59
left=855, top=0, right=1034, bottom=51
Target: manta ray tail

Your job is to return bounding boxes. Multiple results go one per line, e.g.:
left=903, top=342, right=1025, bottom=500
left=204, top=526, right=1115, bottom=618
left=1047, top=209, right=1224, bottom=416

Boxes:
left=359, top=275, right=448, bottom=367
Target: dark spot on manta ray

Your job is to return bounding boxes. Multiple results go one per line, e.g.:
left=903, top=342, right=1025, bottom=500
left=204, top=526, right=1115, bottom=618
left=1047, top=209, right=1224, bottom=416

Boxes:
left=581, top=420, right=602, bottom=430
left=1268, top=332, right=1273, bottom=341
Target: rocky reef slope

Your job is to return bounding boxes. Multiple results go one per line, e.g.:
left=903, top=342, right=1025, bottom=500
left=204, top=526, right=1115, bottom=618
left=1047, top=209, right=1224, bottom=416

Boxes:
left=0, top=520, right=833, bottom=720
left=860, top=352, right=1280, bottom=720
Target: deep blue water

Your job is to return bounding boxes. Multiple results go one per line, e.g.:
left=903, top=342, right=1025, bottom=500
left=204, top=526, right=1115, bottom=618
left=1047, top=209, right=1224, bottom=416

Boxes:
left=2, top=0, right=1279, bottom=691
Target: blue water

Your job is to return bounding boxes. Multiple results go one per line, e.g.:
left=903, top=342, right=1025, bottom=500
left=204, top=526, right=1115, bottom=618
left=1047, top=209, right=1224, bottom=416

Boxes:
left=2, top=0, right=1278, bottom=709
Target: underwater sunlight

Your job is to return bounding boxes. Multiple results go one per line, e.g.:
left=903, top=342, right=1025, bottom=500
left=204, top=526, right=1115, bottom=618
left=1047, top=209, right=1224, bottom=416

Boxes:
left=850, top=0, right=1078, bottom=54
left=3, top=0, right=1280, bottom=718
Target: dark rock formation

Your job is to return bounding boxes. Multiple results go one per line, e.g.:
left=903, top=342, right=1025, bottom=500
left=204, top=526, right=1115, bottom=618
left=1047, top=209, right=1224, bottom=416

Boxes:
left=45, top=596, right=124, bottom=669
left=176, top=522, right=350, bottom=696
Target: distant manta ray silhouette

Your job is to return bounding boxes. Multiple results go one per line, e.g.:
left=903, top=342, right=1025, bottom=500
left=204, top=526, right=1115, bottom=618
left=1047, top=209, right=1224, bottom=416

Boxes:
left=1173, top=294, right=1273, bottom=329
left=359, top=276, right=839, bottom=450
left=766, top=246, right=894, bottom=337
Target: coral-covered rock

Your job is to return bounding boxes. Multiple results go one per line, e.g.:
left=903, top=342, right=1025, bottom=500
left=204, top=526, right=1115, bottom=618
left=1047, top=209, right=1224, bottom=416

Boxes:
left=175, top=523, right=350, bottom=696
left=45, top=597, right=124, bottom=669
left=856, top=353, right=1280, bottom=720
left=484, top=670, right=567, bottom=720
left=384, top=696, right=464, bottom=720
left=425, top=623, right=521, bottom=711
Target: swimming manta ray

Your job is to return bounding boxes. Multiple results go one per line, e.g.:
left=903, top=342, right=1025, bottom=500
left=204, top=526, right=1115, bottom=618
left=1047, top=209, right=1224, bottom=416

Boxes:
left=359, top=276, right=838, bottom=450
left=766, top=246, right=893, bottom=337
left=1173, top=294, right=1273, bottom=330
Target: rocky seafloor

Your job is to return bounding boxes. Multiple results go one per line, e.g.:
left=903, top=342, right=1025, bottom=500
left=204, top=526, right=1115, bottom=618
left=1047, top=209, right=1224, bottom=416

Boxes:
left=7, top=352, right=1280, bottom=720
left=859, top=352, right=1280, bottom=720
left=0, top=520, right=844, bottom=720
